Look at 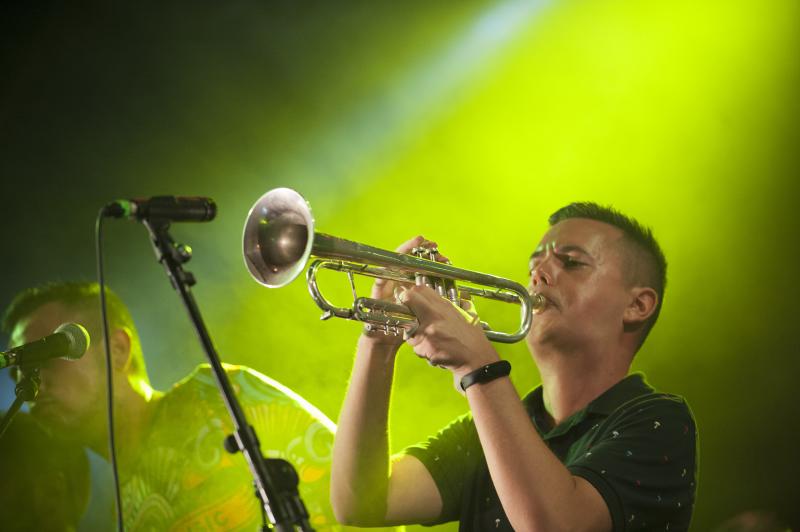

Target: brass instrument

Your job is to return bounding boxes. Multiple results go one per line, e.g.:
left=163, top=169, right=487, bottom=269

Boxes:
left=242, top=188, right=543, bottom=343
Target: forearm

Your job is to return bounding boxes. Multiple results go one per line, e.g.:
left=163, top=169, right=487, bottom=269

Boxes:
left=466, top=377, right=608, bottom=532
left=331, top=335, right=398, bottom=525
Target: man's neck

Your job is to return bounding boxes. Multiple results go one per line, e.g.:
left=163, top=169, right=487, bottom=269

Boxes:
left=533, top=344, right=630, bottom=427
left=87, top=379, right=162, bottom=468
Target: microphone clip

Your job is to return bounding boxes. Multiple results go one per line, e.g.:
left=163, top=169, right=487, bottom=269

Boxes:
left=142, top=218, right=197, bottom=287
left=0, top=365, right=40, bottom=438
left=14, top=366, right=40, bottom=402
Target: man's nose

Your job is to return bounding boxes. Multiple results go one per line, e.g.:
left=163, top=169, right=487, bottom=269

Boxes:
left=530, top=253, right=555, bottom=289
left=531, top=267, right=552, bottom=288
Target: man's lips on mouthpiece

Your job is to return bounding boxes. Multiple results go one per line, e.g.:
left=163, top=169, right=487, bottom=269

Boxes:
left=530, top=291, right=557, bottom=313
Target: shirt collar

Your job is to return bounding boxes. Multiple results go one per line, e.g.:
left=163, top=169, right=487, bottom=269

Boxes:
left=587, top=372, right=653, bottom=415
left=525, top=372, right=654, bottom=434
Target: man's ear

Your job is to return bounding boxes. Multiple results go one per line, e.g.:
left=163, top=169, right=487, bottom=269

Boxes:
left=109, top=327, right=132, bottom=371
left=623, top=286, right=658, bottom=329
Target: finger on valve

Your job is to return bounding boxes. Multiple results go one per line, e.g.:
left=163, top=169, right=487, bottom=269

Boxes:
left=453, top=299, right=481, bottom=326
left=370, top=236, right=429, bottom=300
left=372, top=235, right=440, bottom=303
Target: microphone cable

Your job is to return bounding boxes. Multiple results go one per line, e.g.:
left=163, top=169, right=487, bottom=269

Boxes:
left=95, top=207, right=125, bottom=532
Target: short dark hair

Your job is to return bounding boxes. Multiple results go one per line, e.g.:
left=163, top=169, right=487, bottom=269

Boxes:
left=2, top=282, right=148, bottom=382
left=548, top=202, right=667, bottom=347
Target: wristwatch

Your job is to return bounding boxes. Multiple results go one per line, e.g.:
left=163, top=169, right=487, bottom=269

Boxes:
left=459, top=360, right=511, bottom=392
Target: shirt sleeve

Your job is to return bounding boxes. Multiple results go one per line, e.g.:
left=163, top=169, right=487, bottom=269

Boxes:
left=402, top=412, right=482, bottom=524
left=231, top=367, right=340, bottom=531
left=568, top=395, right=698, bottom=532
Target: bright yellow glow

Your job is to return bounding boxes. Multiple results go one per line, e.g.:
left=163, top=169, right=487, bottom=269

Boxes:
left=202, top=1, right=797, bottom=530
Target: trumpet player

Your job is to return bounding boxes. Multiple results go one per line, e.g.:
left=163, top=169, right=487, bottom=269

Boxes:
left=331, top=202, right=697, bottom=531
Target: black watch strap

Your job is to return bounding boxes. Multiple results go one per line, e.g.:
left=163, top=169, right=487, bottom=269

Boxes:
left=459, top=360, right=511, bottom=392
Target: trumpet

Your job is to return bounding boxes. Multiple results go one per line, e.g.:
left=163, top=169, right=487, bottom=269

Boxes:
left=242, top=188, right=543, bottom=343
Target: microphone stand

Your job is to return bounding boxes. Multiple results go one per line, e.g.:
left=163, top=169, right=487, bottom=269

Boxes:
left=0, top=366, right=39, bottom=438
left=141, top=218, right=313, bottom=531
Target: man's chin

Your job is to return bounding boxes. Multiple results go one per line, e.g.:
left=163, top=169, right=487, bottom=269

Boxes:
left=526, top=319, right=566, bottom=350
left=30, top=404, right=77, bottom=437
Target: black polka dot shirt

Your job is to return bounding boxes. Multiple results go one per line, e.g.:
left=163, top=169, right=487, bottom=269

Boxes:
left=403, top=373, right=697, bottom=531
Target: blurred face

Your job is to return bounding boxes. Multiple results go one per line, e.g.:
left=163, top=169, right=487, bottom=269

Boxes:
left=9, top=302, right=106, bottom=441
left=526, top=218, right=631, bottom=354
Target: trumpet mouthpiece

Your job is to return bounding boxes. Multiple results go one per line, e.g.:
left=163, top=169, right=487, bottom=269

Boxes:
left=531, top=293, right=547, bottom=312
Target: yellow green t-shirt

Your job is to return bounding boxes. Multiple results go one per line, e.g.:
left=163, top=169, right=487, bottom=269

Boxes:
left=121, top=364, right=338, bottom=531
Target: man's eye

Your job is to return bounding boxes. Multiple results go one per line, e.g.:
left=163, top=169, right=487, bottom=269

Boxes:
left=562, top=256, right=581, bottom=268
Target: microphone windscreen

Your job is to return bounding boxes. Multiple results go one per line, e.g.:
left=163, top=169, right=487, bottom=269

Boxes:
left=55, top=323, right=90, bottom=360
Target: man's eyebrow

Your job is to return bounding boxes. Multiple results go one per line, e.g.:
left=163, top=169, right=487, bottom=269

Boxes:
left=557, top=244, right=590, bottom=256
left=529, top=244, right=590, bottom=262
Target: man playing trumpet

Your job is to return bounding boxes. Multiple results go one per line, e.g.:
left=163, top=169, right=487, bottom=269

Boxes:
left=330, top=203, right=697, bottom=531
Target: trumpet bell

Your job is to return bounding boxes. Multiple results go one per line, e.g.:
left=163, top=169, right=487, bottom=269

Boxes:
left=243, top=187, right=315, bottom=288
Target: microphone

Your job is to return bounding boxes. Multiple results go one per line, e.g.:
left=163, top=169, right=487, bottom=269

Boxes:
left=103, top=196, right=217, bottom=222
left=0, top=323, right=90, bottom=369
